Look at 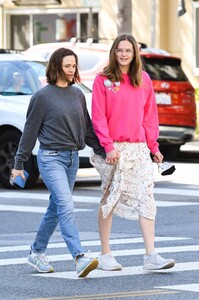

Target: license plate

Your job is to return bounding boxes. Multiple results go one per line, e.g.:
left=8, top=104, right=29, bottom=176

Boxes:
left=155, top=93, right=171, bottom=105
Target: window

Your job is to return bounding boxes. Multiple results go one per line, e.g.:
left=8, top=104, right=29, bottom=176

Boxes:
left=193, top=2, right=199, bottom=75
left=142, top=57, right=188, bottom=82
left=9, top=11, right=99, bottom=50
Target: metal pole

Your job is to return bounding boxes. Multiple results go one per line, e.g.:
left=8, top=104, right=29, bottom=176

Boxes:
left=88, top=7, right=93, bottom=38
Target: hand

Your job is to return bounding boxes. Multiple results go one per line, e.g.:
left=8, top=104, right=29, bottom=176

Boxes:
left=106, top=149, right=120, bottom=165
left=11, top=169, right=26, bottom=181
left=153, top=151, right=164, bottom=164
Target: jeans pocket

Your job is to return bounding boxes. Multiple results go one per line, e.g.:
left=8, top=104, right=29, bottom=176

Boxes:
left=43, top=150, right=60, bottom=156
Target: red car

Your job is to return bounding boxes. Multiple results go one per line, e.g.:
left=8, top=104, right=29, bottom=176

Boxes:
left=140, top=49, right=196, bottom=159
left=24, top=42, right=197, bottom=159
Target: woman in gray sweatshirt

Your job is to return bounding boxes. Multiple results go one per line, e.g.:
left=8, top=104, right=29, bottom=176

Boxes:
left=10, top=47, right=106, bottom=278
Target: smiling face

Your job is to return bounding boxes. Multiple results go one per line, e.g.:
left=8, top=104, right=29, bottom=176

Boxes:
left=115, top=40, right=134, bottom=73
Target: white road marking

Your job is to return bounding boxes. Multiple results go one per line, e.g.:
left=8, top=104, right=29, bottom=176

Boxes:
left=157, top=283, right=199, bottom=293
left=1, top=244, right=199, bottom=266
left=1, top=187, right=199, bottom=200
left=0, top=204, right=93, bottom=213
left=154, top=187, right=199, bottom=197
left=0, top=237, right=189, bottom=253
left=32, top=262, right=199, bottom=281
left=0, top=193, right=198, bottom=208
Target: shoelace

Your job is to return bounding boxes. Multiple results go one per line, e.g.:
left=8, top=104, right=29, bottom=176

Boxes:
left=37, top=254, right=49, bottom=266
left=84, top=249, right=92, bottom=259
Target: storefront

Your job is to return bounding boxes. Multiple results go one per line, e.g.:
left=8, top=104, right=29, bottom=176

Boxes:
left=1, top=0, right=199, bottom=87
left=1, top=0, right=100, bottom=50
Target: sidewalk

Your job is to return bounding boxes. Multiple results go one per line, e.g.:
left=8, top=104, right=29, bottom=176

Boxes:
left=181, top=135, right=199, bottom=151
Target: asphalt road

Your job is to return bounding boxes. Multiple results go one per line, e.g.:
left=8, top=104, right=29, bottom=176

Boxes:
left=0, top=142, right=199, bottom=300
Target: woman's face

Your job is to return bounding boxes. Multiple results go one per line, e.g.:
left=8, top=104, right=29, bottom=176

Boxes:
left=61, top=55, right=77, bottom=82
left=115, top=40, right=134, bottom=70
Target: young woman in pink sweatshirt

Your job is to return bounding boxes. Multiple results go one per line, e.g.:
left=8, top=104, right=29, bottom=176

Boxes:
left=90, top=33, right=175, bottom=271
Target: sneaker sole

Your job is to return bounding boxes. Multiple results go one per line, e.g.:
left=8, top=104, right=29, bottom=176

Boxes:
left=143, top=260, right=175, bottom=271
left=98, top=263, right=122, bottom=271
left=27, top=260, right=54, bottom=273
left=78, top=258, right=98, bottom=278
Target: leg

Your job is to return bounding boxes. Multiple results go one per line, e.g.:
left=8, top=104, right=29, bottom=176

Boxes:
left=139, top=215, right=155, bottom=255
left=98, top=203, right=113, bottom=255
left=139, top=216, right=175, bottom=270
left=31, top=150, right=60, bottom=253
left=35, top=149, right=84, bottom=258
left=98, top=191, right=122, bottom=271
left=32, top=194, right=58, bottom=253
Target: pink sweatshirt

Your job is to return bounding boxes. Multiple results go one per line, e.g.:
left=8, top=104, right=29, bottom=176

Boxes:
left=92, top=71, right=160, bottom=154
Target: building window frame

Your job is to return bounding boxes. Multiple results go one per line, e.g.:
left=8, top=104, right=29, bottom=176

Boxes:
left=3, top=7, right=99, bottom=49
left=193, top=1, right=199, bottom=75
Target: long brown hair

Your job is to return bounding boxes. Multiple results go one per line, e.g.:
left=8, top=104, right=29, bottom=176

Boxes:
left=46, top=48, right=80, bottom=85
left=102, top=33, right=142, bottom=87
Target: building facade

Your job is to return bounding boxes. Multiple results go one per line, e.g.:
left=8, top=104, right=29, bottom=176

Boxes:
left=0, top=0, right=199, bottom=87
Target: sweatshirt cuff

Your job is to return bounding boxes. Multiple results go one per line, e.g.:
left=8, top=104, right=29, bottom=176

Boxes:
left=14, top=161, right=24, bottom=170
left=105, top=144, right=115, bottom=153
left=151, top=146, right=160, bottom=155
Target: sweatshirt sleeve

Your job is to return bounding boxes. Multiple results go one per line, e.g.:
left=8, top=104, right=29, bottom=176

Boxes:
left=92, top=75, right=114, bottom=153
left=85, top=110, right=106, bottom=159
left=142, top=73, right=160, bottom=154
left=14, top=93, right=44, bottom=169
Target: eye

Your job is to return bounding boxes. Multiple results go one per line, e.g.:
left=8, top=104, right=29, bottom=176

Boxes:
left=126, top=49, right=133, bottom=54
left=115, top=49, right=133, bottom=55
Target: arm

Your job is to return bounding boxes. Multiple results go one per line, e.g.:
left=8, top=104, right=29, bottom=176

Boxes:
left=14, top=94, right=44, bottom=170
left=142, top=75, right=160, bottom=155
left=92, top=76, right=115, bottom=153
left=85, top=110, right=106, bottom=159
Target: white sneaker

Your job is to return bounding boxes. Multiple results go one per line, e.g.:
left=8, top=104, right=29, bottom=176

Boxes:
left=27, top=250, right=54, bottom=273
left=143, top=252, right=175, bottom=270
left=98, top=253, right=122, bottom=271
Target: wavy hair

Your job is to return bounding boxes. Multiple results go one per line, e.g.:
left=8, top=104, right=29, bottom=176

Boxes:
left=102, top=33, right=142, bottom=87
left=46, top=48, right=80, bottom=85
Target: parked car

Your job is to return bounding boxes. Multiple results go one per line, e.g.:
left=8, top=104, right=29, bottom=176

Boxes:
left=0, top=52, right=92, bottom=188
left=24, top=41, right=197, bottom=160
left=0, top=52, right=44, bottom=188
left=22, top=39, right=110, bottom=89
left=140, top=49, right=197, bottom=159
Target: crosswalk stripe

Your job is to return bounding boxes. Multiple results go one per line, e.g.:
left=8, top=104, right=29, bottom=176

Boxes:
left=32, top=262, right=199, bottom=280
left=157, top=283, right=199, bottom=293
left=154, top=187, right=199, bottom=197
left=0, top=196, right=198, bottom=208
left=0, top=237, right=189, bottom=253
left=0, top=244, right=199, bottom=266
left=1, top=187, right=199, bottom=199
left=0, top=204, right=93, bottom=213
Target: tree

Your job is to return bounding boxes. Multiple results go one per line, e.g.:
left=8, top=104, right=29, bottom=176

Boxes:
left=117, top=0, right=132, bottom=34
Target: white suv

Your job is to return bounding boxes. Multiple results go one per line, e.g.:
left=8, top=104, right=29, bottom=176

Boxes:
left=0, top=52, right=92, bottom=189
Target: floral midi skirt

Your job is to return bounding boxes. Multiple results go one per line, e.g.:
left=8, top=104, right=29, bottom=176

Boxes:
left=90, top=142, right=156, bottom=221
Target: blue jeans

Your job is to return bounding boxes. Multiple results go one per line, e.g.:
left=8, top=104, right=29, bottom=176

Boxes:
left=32, top=149, right=84, bottom=259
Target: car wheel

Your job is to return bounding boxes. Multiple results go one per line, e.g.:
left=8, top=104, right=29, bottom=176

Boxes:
left=159, top=145, right=180, bottom=160
left=0, top=130, right=39, bottom=189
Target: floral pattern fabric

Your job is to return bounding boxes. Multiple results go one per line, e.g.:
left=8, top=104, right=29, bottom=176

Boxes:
left=90, top=142, right=156, bottom=221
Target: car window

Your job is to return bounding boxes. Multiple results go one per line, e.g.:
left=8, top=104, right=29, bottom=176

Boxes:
left=0, top=60, right=42, bottom=95
left=30, top=49, right=104, bottom=72
left=142, top=57, right=188, bottom=81
left=27, top=61, right=46, bottom=77
left=77, top=52, right=103, bottom=71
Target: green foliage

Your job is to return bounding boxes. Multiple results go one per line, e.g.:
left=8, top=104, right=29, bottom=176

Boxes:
left=195, top=89, right=199, bottom=135
left=196, top=88, right=199, bottom=101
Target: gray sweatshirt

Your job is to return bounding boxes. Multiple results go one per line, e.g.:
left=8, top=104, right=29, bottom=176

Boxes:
left=14, top=83, right=105, bottom=169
